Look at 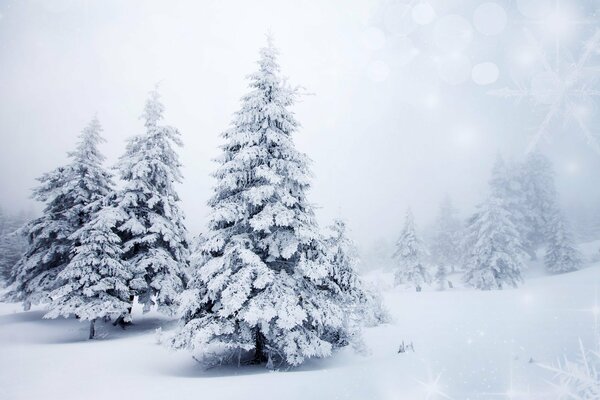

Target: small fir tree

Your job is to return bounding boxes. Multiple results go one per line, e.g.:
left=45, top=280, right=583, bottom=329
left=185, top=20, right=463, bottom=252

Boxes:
left=393, top=209, right=431, bottom=292
left=430, top=196, right=461, bottom=272
left=544, top=210, right=583, bottom=273
left=325, top=219, right=388, bottom=328
left=463, top=195, right=525, bottom=290
left=435, top=264, right=449, bottom=291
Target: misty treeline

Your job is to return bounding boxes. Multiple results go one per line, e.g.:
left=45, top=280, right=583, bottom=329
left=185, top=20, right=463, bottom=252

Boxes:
left=0, top=39, right=389, bottom=367
left=393, top=153, right=587, bottom=291
left=0, top=208, right=30, bottom=286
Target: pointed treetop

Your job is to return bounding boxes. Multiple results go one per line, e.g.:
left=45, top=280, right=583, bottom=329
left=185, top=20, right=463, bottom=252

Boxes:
left=142, top=85, right=165, bottom=128
left=69, top=116, right=106, bottom=166
left=265, top=30, right=275, bottom=49
left=403, top=208, right=415, bottom=230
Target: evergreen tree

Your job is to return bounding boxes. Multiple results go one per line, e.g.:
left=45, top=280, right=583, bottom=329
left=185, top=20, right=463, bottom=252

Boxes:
left=7, top=117, right=112, bottom=309
left=170, top=38, right=348, bottom=367
left=488, top=155, right=531, bottom=257
left=45, top=199, right=132, bottom=339
left=434, top=264, right=449, bottom=291
left=519, top=151, right=559, bottom=252
left=393, top=209, right=430, bottom=291
left=430, top=196, right=461, bottom=272
left=463, top=195, right=525, bottom=290
left=112, top=88, right=189, bottom=316
left=544, top=210, right=583, bottom=273
left=324, top=219, right=388, bottom=328
left=324, top=219, right=363, bottom=303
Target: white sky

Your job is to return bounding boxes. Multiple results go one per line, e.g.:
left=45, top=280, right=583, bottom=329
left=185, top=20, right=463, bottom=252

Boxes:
left=1, top=0, right=599, bottom=252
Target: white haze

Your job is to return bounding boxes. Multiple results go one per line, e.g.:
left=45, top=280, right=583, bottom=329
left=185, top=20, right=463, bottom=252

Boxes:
left=0, top=0, right=599, bottom=258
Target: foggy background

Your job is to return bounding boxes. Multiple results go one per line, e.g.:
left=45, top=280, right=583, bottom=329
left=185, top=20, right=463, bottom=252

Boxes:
left=1, top=0, right=599, bottom=265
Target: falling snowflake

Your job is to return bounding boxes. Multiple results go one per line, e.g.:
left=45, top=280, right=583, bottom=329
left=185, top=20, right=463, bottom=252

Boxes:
left=490, top=26, right=600, bottom=154
left=415, top=372, right=454, bottom=400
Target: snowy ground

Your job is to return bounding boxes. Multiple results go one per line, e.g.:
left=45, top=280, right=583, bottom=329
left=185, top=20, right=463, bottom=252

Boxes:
left=1, top=245, right=599, bottom=400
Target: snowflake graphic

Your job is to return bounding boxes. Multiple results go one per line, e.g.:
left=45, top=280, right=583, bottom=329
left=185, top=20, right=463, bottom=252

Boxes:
left=489, top=0, right=600, bottom=154
left=490, top=27, right=600, bottom=154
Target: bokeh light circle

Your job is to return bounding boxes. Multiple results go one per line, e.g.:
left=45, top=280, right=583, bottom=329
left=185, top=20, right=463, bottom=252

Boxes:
left=473, top=3, right=507, bottom=36
left=472, top=62, right=500, bottom=85
left=434, top=15, right=473, bottom=52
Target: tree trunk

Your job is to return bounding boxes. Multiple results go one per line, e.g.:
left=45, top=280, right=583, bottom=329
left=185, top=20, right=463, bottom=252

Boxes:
left=113, top=295, right=135, bottom=328
left=127, top=294, right=134, bottom=315
left=253, top=330, right=267, bottom=364
left=89, top=319, right=96, bottom=340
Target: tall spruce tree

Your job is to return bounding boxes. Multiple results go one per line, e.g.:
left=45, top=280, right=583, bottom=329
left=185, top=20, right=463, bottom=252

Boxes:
left=430, top=196, right=461, bottom=272
left=462, top=195, right=525, bottom=290
left=170, top=38, right=349, bottom=367
left=7, top=117, right=112, bottom=309
left=112, top=88, right=188, bottom=317
left=393, top=209, right=430, bottom=291
left=544, top=209, right=583, bottom=273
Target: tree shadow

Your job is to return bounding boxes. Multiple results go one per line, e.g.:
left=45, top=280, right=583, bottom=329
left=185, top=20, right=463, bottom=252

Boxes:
left=40, top=317, right=179, bottom=344
left=0, top=309, right=178, bottom=345
left=163, top=358, right=271, bottom=379
left=161, top=348, right=350, bottom=379
left=0, top=309, right=46, bottom=324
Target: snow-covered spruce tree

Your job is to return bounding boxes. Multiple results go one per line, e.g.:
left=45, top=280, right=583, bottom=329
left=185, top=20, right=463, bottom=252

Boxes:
left=430, top=196, right=461, bottom=272
left=112, top=89, right=188, bottom=317
left=325, top=219, right=388, bottom=328
left=488, top=155, right=532, bottom=257
left=324, top=220, right=363, bottom=302
left=170, top=38, right=349, bottom=367
left=7, top=117, right=112, bottom=309
left=519, top=151, right=559, bottom=253
left=544, top=209, right=583, bottom=274
left=462, top=195, right=525, bottom=290
left=393, top=209, right=431, bottom=291
left=45, top=199, right=132, bottom=339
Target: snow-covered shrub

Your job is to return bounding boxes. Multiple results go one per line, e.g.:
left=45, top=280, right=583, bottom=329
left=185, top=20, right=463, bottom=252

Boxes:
left=357, top=283, right=390, bottom=327
left=544, top=210, right=583, bottom=273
